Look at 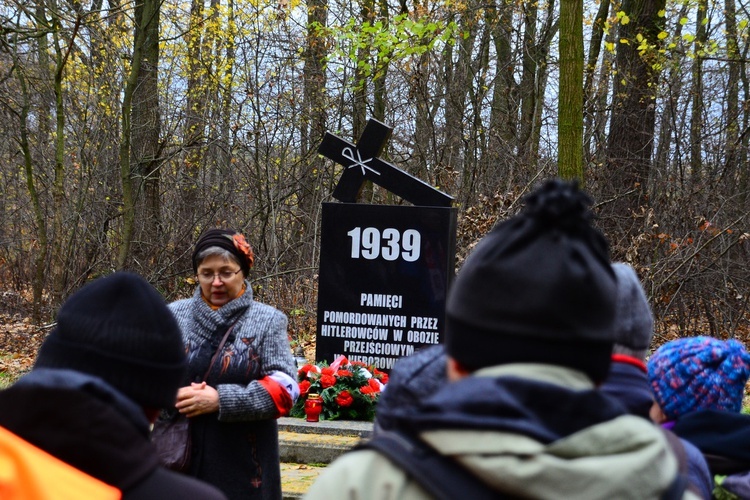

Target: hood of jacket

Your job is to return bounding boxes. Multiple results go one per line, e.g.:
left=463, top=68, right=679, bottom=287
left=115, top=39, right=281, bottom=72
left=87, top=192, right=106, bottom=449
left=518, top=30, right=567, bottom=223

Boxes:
left=0, top=368, right=160, bottom=491
left=394, top=364, right=681, bottom=499
left=600, top=358, right=653, bottom=419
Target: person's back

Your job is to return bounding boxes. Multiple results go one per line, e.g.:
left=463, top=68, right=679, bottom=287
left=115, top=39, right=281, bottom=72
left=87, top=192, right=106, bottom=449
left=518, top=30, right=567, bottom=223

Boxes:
left=305, top=179, right=697, bottom=500
left=372, top=344, right=446, bottom=434
left=673, top=409, right=750, bottom=496
left=0, top=272, right=226, bottom=499
left=649, top=336, right=750, bottom=498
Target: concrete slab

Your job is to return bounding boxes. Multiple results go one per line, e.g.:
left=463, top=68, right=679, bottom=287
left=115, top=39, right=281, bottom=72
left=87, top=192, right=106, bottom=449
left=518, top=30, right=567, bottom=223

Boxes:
left=279, top=430, right=365, bottom=464
left=281, top=462, right=326, bottom=500
left=278, top=417, right=373, bottom=497
left=278, top=417, right=373, bottom=438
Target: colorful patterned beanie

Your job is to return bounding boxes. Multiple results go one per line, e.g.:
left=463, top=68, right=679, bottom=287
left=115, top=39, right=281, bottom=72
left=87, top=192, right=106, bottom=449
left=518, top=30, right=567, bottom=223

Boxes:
left=648, top=336, right=750, bottom=420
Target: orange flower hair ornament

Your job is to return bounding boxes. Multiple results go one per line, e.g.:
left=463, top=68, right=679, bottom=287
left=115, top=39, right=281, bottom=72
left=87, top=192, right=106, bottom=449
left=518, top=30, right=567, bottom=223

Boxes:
left=232, top=233, right=255, bottom=269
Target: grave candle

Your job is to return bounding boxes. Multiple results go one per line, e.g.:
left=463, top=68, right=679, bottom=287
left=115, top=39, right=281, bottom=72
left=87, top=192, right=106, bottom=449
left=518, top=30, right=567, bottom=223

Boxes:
left=304, top=394, right=323, bottom=422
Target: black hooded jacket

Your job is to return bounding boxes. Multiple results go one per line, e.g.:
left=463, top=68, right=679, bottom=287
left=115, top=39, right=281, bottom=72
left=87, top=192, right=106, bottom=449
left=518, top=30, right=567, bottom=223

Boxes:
left=0, top=368, right=226, bottom=499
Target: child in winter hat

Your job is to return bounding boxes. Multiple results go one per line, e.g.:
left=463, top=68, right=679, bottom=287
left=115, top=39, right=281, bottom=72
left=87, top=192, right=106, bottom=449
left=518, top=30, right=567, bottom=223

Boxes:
left=34, top=271, right=187, bottom=410
left=445, top=179, right=618, bottom=383
left=598, top=263, right=658, bottom=418
left=648, top=336, right=750, bottom=423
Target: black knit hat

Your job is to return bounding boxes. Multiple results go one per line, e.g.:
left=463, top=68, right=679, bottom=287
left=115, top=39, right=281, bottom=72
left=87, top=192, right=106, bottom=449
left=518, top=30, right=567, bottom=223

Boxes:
left=192, top=228, right=255, bottom=276
left=34, top=272, right=187, bottom=409
left=445, top=179, right=618, bottom=382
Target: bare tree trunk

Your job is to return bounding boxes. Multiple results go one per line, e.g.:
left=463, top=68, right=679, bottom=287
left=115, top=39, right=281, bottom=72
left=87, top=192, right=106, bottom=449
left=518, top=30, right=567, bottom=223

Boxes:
left=17, top=71, right=48, bottom=323
left=180, top=0, right=208, bottom=229
left=689, top=0, right=706, bottom=186
left=518, top=2, right=538, bottom=159
left=50, top=16, right=81, bottom=300
left=353, top=0, right=373, bottom=144
left=372, top=0, right=390, bottom=122
left=587, top=28, right=616, bottom=169
left=723, top=0, right=740, bottom=177
left=131, top=0, right=162, bottom=267
left=209, top=0, right=235, bottom=197
left=529, top=2, right=556, bottom=162
left=118, top=0, right=159, bottom=268
left=558, top=0, right=583, bottom=181
left=205, top=0, right=225, bottom=190
left=464, top=24, right=491, bottom=201
left=583, top=0, right=609, bottom=162
left=653, top=2, right=689, bottom=192
left=486, top=0, right=515, bottom=145
left=301, top=0, right=328, bottom=158
left=479, top=0, right=516, bottom=194
left=297, top=0, right=328, bottom=264
left=222, top=0, right=236, bottom=156
left=602, top=0, right=666, bottom=249
left=414, top=64, right=432, bottom=180
left=35, top=2, right=54, bottom=144
left=27, top=1, right=53, bottom=317
left=442, top=1, right=478, bottom=193
left=740, top=40, right=750, bottom=197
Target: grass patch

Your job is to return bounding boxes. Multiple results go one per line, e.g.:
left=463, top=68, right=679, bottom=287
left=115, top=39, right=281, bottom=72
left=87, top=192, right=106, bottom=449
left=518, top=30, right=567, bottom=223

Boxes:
left=0, top=353, right=28, bottom=389
left=0, top=368, right=15, bottom=389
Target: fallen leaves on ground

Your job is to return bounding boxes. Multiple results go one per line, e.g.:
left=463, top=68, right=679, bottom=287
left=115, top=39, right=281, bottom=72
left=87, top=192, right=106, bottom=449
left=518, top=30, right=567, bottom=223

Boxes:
left=0, top=312, right=48, bottom=382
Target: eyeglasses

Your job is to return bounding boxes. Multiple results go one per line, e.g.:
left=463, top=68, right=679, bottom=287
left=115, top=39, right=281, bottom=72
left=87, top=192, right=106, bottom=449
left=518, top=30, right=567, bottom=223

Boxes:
left=197, top=269, right=242, bottom=283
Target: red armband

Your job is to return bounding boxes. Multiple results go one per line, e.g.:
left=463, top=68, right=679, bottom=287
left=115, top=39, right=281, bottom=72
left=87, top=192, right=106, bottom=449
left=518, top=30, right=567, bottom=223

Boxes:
left=258, top=377, right=294, bottom=417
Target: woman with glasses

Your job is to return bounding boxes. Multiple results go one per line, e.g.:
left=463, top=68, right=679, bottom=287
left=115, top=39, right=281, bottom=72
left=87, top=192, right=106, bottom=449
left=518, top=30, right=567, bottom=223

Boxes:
left=167, top=228, right=298, bottom=500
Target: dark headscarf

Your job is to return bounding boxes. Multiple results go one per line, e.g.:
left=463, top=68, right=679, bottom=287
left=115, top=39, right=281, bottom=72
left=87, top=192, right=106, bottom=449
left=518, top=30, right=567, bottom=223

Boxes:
left=192, top=229, right=255, bottom=276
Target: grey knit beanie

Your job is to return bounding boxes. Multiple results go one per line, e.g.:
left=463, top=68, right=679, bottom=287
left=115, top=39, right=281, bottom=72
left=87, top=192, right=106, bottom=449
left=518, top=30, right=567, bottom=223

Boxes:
left=611, top=263, right=654, bottom=360
left=35, top=272, right=187, bottom=409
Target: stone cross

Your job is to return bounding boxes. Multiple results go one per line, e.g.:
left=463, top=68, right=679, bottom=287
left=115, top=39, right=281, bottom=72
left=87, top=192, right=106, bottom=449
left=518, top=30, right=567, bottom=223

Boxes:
left=318, top=119, right=453, bottom=207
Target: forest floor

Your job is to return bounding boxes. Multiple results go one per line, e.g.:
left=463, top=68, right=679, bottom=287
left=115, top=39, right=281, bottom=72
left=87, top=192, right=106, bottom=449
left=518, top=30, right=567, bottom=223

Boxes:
left=0, top=314, right=44, bottom=388
left=0, top=288, right=46, bottom=386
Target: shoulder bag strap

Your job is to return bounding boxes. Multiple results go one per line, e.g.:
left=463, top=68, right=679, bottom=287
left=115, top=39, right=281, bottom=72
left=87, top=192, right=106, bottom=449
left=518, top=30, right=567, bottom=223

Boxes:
left=660, top=428, right=689, bottom=500
left=202, top=320, right=239, bottom=382
left=358, top=429, right=501, bottom=500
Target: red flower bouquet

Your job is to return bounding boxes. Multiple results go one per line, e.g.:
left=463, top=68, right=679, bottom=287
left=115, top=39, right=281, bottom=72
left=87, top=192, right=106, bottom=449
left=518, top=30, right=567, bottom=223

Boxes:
left=291, top=356, right=387, bottom=421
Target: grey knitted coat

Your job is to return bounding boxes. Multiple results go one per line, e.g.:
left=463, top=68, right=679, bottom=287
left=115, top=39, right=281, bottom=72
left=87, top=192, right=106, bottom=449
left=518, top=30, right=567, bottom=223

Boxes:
left=169, top=284, right=296, bottom=500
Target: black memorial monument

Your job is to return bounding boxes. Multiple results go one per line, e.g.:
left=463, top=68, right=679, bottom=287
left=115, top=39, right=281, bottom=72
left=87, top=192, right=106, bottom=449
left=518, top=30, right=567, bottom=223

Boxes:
left=316, top=119, right=457, bottom=370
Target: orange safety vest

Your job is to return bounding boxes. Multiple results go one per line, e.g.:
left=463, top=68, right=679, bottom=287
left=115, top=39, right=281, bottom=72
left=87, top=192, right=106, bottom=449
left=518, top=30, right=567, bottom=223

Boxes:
left=0, top=425, right=121, bottom=499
